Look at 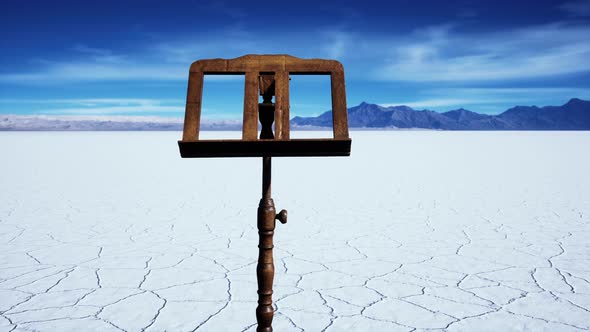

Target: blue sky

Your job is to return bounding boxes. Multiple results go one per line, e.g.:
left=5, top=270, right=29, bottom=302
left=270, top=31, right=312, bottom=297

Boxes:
left=1, top=0, right=590, bottom=119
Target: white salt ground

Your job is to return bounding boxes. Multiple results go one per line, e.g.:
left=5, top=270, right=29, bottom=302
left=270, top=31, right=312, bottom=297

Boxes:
left=1, top=131, right=589, bottom=331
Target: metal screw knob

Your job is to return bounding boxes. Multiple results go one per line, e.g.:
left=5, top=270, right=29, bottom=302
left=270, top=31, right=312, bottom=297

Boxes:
left=276, top=209, right=287, bottom=224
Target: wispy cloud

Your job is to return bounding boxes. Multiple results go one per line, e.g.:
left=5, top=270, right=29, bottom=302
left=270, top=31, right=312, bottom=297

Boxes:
left=320, top=30, right=354, bottom=59
left=0, top=98, right=178, bottom=105
left=2, top=98, right=184, bottom=115
left=559, top=0, right=590, bottom=17
left=70, top=44, right=114, bottom=57
left=0, top=61, right=187, bottom=83
left=42, top=105, right=183, bottom=115
left=375, top=22, right=590, bottom=82
left=1, top=114, right=184, bottom=123
left=0, top=98, right=249, bottom=119
left=378, top=87, right=590, bottom=112
left=0, top=27, right=359, bottom=85
left=0, top=44, right=175, bottom=83
left=2, top=20, right=590, bottom=87
left=432, top=87, right=590, bottom=96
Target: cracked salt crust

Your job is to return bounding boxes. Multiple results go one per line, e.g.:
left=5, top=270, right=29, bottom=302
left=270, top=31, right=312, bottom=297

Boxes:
left=1, top=131, right=589, bottom=331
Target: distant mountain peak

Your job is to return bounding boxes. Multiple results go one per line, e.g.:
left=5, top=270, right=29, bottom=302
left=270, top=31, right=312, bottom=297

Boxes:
left=565, top=98, right=589, bottom=107
left=354, top=101, right=383, bottom=110
left=442, top=108, right=486, bottom=122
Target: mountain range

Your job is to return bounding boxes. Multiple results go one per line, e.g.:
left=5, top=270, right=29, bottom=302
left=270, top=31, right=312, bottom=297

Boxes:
left=292, top=98, right=590, bottom=130
left=2, top=98, right=589, bottom=131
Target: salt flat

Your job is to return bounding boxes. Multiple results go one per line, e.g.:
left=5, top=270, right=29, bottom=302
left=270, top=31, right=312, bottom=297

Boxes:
left=1, top=131, right=589, bottom=332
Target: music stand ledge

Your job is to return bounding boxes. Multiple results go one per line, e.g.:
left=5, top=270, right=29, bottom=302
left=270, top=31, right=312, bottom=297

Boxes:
left=179, top=138, right=351, bottom=158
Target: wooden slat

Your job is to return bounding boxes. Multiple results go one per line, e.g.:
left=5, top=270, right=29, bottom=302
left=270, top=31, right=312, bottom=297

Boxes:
left=190, top=59, right=227, bottom=72
left=258, top=55, right=285, bottom=72
left=282, top=73, right=290, bottom=138
left=330, top=70, right=349, bottom=139
left=227, top=55, right=285, bottom=72
left=285, top=57, right=340, bottom=73
left=182, top=71, right=204, bottom=141
left=190, top=55, right=341, bottom=74
left=274, top=71, right=290, bottom=139
left=243, top=71, right=259, bottom=140
left=228, top=55, right=259, bottom=72
left=273, top=73, right=283, bottom=140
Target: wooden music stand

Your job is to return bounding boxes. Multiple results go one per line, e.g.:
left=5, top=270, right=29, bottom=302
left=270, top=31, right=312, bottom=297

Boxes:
left=178, top=54, right=351, bottom=331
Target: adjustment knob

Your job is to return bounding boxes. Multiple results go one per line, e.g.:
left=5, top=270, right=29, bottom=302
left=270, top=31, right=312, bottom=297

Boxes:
left=276, top=209, right=287, bottom=224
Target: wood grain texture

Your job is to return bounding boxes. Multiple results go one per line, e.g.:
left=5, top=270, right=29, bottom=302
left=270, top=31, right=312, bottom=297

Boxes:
left=189, top=54, right=341, bottom=74
left=183, top=54, right=349, bottom=144
left=274, top=71, right=290, bottom=140
left=243, top=71, right=259, bottom=140
left=256, top=156, right=275, bottom=332
left=190, top=58, right=227, bottom=72
left=182, top=71, right=204, bottom=141
left=330, top=70, right=349, bottom=139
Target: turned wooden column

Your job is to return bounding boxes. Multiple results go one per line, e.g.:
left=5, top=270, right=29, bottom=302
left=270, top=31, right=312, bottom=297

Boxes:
left=256, top=74, right=287, bottom=331
left=256, top=156, right=275, bottom=331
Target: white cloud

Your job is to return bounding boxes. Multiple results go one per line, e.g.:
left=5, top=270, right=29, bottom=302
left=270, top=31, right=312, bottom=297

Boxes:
left=0, top=26, right=357, bottom=85
left=14, top=98, right=185, bottom=115
left=0, top=98, right=249, bottom=119
left=0, top=62, right=187, bottom=83
left=320, top=30, right=354, bottom=59
left=375, top=22, right=590, bottom=82
left=42, top=105, right=183, bottom=115
left=378, top=87, right=590, bottom=112
left=0, top=98, right=179, bottom=105
left=2, top=22, right=590, bottom=85
left=1, top=114, right=183, bottom=123
left=432, top=87, right=590, bottom=96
